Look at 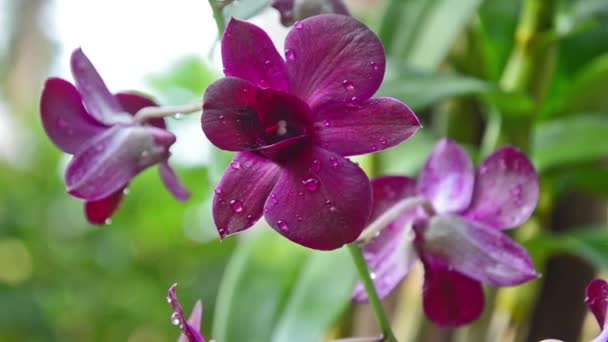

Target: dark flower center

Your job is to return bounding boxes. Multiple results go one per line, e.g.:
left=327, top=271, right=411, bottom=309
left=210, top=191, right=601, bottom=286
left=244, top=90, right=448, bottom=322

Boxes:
left=254, top=89, right=311, bottom=146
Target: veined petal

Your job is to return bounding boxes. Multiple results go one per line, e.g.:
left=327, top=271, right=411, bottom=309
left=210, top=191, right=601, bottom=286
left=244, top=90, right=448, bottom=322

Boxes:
left=421, top=215, right=539, bottom=286
left=213, top=152, right=281, bottom=238
left=84, top=188, right=125, bottom=225
left=312, top=98, right=420, bottom=156
left=587, top=279, right=608, bottom=328
left=160, top=162, right=191, bottom=201
left=284, top=14, right=385, bottom=111
left=168, top=284, right=205, bottom=342
left=264, top=146, right=372, bottom=250
left=419, top=139, right=474, bottom=214
left=464, top=146, right=539, bottom=230
left=202, top=77, right=265, bottom=151
left=40, top=78, right=107, bottom=154
left=115, top=92, right=166, bottom=129
left=222, top=19, right=289, bottom=92
left=422, top=263, right=484, bottom=327
left=70, top=48, right=132, bottom=124
left=66, top=125, right=175, bottom=201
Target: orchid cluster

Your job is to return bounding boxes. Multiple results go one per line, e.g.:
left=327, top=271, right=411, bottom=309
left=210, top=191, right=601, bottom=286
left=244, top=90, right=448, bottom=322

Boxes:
left=39, top=1, right=545, bottom=340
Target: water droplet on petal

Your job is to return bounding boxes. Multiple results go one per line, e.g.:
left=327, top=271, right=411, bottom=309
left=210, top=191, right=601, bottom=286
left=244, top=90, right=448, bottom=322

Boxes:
left=511, top=184, right=522, bottom=196
left=311, top=159, right=321, bottom=173
left=123, top=188, right=130, bottom=195
left=351, top=96, right=359, bottom=102
left=215, top=188, right=222, bottom=195
left=230, top=199, right=243, bottom=213
left=174, top=113, right=183, bottom=119
left=285, top=49, right=296, bottom=60
left=295, top=21, right=303, bottom=29
left=171, top=313, right=180, bottom=326
left=218, top=227, right=227, bottom=236
left=57, top=118, right=68, bottom=128
left=230, top=161, right=241, bottom=170
left=370, top=272, right=377, bottom=279
left=330, top=157, right=339, bottom=167
left=342, top=80, right=355, bottom=91
left=479, top=165, right=489, bottom=175
left=104, top=218, right=112, bottom=225
left=296, top=214, right=303, bottom=221
left=247, top=214, right=253, bottom=221
left=264, top=60, right=271, bottom=65
left=277, top=220, right=288, bottom=231
left=380, top=138, right=387, bottom=145
left=323, top=120, right=330, bottom=127
left=242, top=88, right=248, bottom=93
left=370, top=145, right=378, bottom=151
left=302, top=177, right=320, bottom=192
left=370, top=61, right=379, bottom=71
left=166, top=296, right=172, bottom=304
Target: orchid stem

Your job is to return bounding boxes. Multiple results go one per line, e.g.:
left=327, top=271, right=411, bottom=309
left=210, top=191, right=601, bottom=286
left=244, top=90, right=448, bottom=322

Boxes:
left=357, top=196, right=428, bottom=243
left=347, top=244, right=398, bottom=342
left=208, top=0, right=226, bottom=38
left=134, top=102, right=202, bottom=122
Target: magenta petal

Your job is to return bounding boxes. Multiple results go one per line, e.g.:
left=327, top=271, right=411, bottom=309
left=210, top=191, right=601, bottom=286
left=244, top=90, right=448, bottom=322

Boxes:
left=213, top=152, right=281, bottom=238
left=160, top=162, right=191, bottom=201
left=168, top=284, right=205, bottom=342
left=284, top=14, right=385, bottom=111
left=66, top=125, right=175, bottom=201
left=312, top=98, right=420, bottom=156
left=421, top=215, right=539, bottom=286
left=264, top=146, right=372, bottom=250
left=84, top=189, right=125, bottom=225
left=587, top=279, right=608, bottom=328
left=422, top=264, right=484, bottom=327
left=419, top=139, right=474, bottom=214
left=202, top=77, right=265, bottom=151
left=222, top=19, right=289, bottom=92
left=464, top=146, right=539, bottom=230
left=70, top=48, right=132, bottom=125
left=40, top=78, right=107, bottom=154
left=115, top=92, right=166, bottom=129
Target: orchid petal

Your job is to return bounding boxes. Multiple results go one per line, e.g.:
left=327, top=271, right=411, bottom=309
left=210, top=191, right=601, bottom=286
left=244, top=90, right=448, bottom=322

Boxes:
left=313, top=98, right=420, bottom=156
left=419, top=139, right=474, bottom=214
left=84, top=188, right=125, bottom=225
left=222, top=19, right=289, bottom=92
left=66, top=125, right=175, bottom=201
left=70, top=48, right=132, bottom=124
left=168, top=284, right=205, bottom=342
left=587, top=279, right=608, bottom=328
left=159, top=162, right=191, bottom=201
left=264, top=146, right=372, bottom=250
left=213, top=152, right=281, bottom=238
left=464, top=146, right=539, bottom=230
left=284, top=14, right=385, bottom=111
left=115, top=92, right=166, bottom=129
left=421, top=215, right=539, bottom=286
left=40, top=78, right=106, bottom=154
left=422, top=264, right=484, bottom=327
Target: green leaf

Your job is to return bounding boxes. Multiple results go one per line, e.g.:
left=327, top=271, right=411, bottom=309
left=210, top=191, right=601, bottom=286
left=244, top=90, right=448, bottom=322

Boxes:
left=381, top=0, right=485, bottom=70
left=213, top=231, right=356, bottom=342
left=377, top=130, right=437, bottom=176
left=550, top=165, right=608, bottom=198
left=556, top=54, right=608, bottom=115
left=223, top=0, right=271, bottom=21
left=146, top=57, right=218, bottom=104
left=532, top=114, right=608, bottom=171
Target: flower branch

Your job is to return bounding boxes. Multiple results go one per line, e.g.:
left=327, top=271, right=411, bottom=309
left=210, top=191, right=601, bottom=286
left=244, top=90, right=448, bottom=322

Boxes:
left=357, top=196, right=429, bottom=243
left=134, top=102, right=202, bottom=122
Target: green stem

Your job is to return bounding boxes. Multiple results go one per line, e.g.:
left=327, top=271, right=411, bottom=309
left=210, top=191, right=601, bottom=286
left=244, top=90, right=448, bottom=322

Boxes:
left=208, top=0, right=226, bottom=38
left=348, top=244, right=398, bottom=342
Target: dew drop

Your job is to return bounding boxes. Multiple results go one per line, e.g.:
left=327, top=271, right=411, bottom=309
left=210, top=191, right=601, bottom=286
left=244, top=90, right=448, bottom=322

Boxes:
left=296, top=214, right=303, bottom=221
left=370, top=272, right=377, bottom=279
left=230, top=161, right=241, bottom=170
left=370, top=144, right=378, bottom=151
left=278, top=220, right=288, bottom=231
left=479, top=165, right=489, bottom=175
left=214, top=188, right=223, bottom=195
left=57, top=118, right=68, bottom=128
left=510, top=184, right=522, bottom=196
left=351, top=96, right=359, bottom=102
left=218, top=227, right=227, bottom=236
left=311, top=159, right=321, bottom=173
left=242, top=88, right=248, bottom=93
left=342, top=80, right=355, bottom=91
left=323, top=120, right=330, bottom=127
left=247, top=214, right=254, bottom=221
left=104, top=218, right=112, bottom=225
left=380, top=138, right=387, bottom=145
left=264, top=60, right=271, bottom=66
left=171, top=313, right=180, bottom=326
left=166, top=296, right=172, bottom=304
left=302, top=177, right=320, bottom=192
left=219, top=114, right=225, bottom=120
left=174, top=113, right=184, bottom=119
left=370, top=61, right=379, bottom=71
left=285, top=49, right=296, bottom=61
left=123, top=188, right=130, bottom=195
left=295, top=21, right=303, bottom=29
left=230, top=199, right=243, bottom=213
left=329, top=157, right=339, bottom=167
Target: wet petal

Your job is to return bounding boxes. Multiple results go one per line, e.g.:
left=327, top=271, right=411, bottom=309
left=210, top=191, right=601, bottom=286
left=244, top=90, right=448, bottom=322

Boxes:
left=201, top=77, right=265, bottom=151
left=422, top=264, right=484, bottom=327
left=66, top=125, right=175, bottom=201
left=419, top=139, right=474, bottom=214
left=40, top=78, right=107, bottom=154
left=115, top=92, right=166, bottom=129
left=264, top=146, right=372, bottom=250
left=167, top=284, right=205, bottom=342
left=84, top=188, right=125, bottom=225
left=70, top=48, right=132, bottom=124
left=312, top=98, right=420, bottom=156
left=222, top=19, right=288, bottom=92
left=272, top=0, right=349, bottom=26
left=587, top=279, right=608, bottom=328
left=420, top=215, right=539, bottom=286
left=160, top=162, right=191, bottom=201
left=213, top=152, right=281, bottom=238
left=285, top=14, right=385, bottom=111
left=464, top=146, right=539, bottom=230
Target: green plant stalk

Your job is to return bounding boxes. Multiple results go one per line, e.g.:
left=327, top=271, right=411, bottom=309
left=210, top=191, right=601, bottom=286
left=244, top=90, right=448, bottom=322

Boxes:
left=209, top=0, right=226, bottom=38
left=348, top=244, right=398, bottom=342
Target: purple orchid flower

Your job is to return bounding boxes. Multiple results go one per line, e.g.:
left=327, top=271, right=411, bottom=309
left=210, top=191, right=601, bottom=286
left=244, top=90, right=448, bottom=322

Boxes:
left=354, top=139, right=540, bottom=326
left=40, top=48, right=190, bottom=224
left=201, top=15, right=420, bottom=250
left=272, top=0, right=349, bottom=27
left=167, top=284, right=206, bottom=342
left=586, top=279, right=608, bottom=342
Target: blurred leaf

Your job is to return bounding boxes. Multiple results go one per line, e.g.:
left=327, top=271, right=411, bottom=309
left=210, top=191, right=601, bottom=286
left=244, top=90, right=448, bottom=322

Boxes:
left=551, top=165, right=608, bottom=198
left=556, top=54, right=608, bottom=115
left=527, top=228, right=608, bottom=269
left=381, top=0, right=485, bottom=70
left=146, top=57, right=218, bottom=104
left=213, top=231, right=356, bottom=342
left=377, top=130, right=437, bottom=176
left=532, top=114, right=608, bottom=172
left=223, top=0, right=271, bottom=21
